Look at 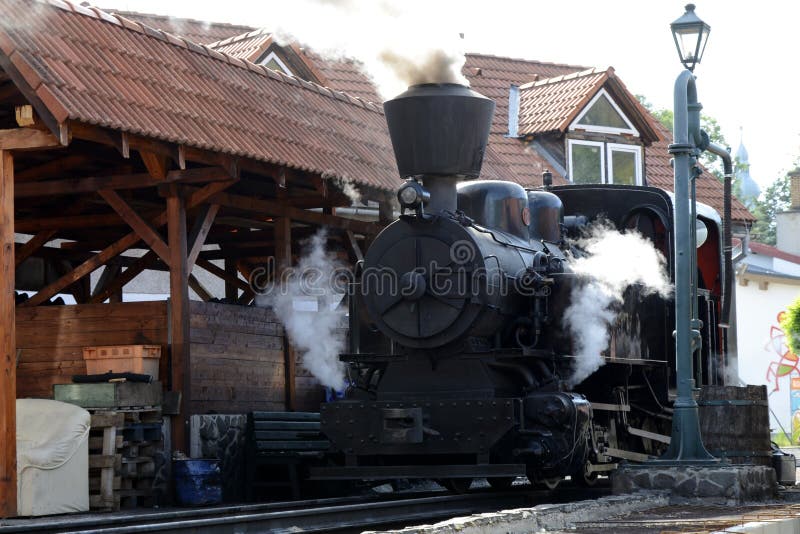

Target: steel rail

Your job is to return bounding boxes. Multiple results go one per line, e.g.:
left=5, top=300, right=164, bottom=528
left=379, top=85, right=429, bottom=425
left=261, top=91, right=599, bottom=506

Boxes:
left=0, top=491, right=536, bottom=534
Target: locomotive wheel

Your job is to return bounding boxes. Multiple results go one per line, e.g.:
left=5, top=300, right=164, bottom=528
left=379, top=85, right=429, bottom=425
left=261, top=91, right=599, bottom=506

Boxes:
left=538, top=477, right=562, bottom=490
left=442, top=478, right=472, bottom=494
left=574, top=462, right=599, bottom=487
left=487, top=476, right=515, bottom=490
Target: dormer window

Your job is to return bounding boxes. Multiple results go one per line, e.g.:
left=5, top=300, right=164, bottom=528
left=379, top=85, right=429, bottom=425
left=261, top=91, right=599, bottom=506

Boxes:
left=566, top=89, right=643, bottom=185
left=568, top=140, right=642, bottom=185
left=260, top=51, right=293, bottom=76
left=570, top=89, right=638, bottom=136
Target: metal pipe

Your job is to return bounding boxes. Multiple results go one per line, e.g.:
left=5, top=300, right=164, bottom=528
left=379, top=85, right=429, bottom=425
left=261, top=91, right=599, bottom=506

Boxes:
left=705, top=142, right=734, bottom=329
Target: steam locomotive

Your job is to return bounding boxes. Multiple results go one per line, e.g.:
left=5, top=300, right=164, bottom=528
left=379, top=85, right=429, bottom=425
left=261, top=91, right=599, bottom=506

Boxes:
left=311, top=83, right=729, bottom=490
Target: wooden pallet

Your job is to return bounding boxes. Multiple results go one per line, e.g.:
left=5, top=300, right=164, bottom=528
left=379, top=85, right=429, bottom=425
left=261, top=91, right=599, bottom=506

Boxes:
left=89, top=411, right=125, bottom=511
left=88, top=408, right=164, bottom=511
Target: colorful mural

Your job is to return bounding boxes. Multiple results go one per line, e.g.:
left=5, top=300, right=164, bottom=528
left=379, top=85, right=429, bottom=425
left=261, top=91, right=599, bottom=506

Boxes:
left=766, top=311, right=799, bottom=392
left=792, top=377, right=800, bottom=443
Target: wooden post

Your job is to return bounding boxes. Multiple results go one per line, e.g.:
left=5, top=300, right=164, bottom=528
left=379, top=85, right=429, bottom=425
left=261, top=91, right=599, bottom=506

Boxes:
left=0, top=150, right=16, bottom=517
left=167, top=187, right=190, bottom=453
left=274, top=217, right=295, bottom=411
left=224, top=259, right=238, bottom=302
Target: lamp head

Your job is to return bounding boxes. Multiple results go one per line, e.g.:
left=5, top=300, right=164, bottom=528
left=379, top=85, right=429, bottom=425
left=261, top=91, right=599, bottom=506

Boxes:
left=671, top=4, right=711, bottom=72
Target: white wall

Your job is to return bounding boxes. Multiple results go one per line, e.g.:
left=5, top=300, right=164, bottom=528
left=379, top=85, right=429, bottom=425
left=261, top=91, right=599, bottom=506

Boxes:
left=777, top=210, right=800, bottom=256
left=736, top=277, right=800, bottom=439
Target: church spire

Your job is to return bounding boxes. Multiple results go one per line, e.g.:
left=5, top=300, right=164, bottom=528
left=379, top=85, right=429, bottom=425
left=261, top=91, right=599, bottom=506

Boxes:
left=735, top=126, right=761, bottom=207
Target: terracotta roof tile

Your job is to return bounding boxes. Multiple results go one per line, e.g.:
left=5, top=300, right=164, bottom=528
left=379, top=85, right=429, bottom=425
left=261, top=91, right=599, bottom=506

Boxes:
left=0, top=0, right=403, bottom=192
left=517, top=68, right=608, bottom=135
left=103, top=9, right=255, bottom=45
left=208, top=31, right=382, bottom=105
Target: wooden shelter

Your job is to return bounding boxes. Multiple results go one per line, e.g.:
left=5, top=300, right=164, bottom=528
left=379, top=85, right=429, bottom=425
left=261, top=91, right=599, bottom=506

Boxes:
left=0, top=0, right=458, bottom=516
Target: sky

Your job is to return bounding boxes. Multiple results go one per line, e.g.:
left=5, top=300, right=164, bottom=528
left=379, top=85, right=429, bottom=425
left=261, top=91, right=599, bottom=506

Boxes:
left=96, top=0, right=800, bottom=192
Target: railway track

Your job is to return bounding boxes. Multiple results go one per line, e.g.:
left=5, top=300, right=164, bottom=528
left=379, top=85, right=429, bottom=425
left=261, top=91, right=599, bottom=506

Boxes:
left=0, top=483, right=611, bottom=534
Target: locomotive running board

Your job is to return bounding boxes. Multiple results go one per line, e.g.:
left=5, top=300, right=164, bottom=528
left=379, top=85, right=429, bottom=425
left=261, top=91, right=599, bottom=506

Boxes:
left=308, top=464, right=526, bottom=480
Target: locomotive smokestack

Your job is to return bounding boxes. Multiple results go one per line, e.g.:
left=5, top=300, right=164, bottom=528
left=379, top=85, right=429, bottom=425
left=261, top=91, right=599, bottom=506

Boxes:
left=383, top=83, right=495, bottom=213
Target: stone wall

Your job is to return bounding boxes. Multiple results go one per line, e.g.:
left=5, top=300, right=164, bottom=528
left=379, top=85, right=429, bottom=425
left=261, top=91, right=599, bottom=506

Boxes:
left=612, top=465, right=778, bottom=504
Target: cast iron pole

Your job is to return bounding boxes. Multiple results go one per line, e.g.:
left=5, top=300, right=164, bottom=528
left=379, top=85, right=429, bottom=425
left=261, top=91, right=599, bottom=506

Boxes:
left=656, top=69, right=718, bottom=464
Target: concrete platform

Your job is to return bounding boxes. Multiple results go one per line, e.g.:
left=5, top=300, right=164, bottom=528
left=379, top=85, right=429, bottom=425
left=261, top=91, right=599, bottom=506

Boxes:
left=367, top=488, right=800, bottom=533
left=612, top=464, right=778, bottom=504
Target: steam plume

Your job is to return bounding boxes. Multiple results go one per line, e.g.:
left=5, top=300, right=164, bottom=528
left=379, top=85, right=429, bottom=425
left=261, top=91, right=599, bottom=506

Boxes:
left=259, top=0, right=469, bottom=98
left=564, top=223, right=671, bottom=387
left=323, top=170, right=362, bottom=204
left=256, top=229, right=347, bottom=390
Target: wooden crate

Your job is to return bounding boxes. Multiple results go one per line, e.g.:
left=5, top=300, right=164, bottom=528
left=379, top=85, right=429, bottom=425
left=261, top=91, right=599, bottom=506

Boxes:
left=83, top=345, right=161, bottom=379
left=54, top=381, right=163, bottom=410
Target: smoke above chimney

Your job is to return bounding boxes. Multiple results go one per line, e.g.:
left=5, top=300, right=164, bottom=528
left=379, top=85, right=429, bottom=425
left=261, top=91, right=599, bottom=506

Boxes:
left=258, top=0, right=469, bottom=99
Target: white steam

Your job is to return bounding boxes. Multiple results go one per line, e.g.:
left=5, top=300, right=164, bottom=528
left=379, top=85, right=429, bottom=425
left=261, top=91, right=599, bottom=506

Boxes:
left=564, top=224, right=671, bottom=387
left=256, top=0, right=469, bottom=98
left=323, top=171, right=362, bottom=204
left=256, top=229, right=347, bottom=390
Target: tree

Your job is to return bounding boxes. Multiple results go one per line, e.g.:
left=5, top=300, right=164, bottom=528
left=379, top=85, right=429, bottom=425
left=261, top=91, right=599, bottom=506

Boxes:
left=750, top=173, right=792, bottom=245
left=781, top=296, right=800, bottom=356
left=636, top=96, right=729, bottom=181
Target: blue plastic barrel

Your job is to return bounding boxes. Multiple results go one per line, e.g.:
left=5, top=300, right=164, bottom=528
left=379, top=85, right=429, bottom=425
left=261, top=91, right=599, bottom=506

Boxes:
left=173, top=459, right=222, bottom=506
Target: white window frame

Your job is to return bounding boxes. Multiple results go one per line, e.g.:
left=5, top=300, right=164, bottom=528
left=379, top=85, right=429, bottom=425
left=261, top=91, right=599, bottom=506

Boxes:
left=567, top=139, right=606, bottom=184
left=570, top=89, right=639, bottom=137
left=607, top=143, right=643, bottom=185
left=260, top=51, right=293, bottom=76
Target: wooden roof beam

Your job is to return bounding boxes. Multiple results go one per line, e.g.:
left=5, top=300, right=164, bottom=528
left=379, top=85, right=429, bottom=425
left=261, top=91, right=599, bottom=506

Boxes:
left=98, top=189, right=170, bottom=264
left=140, top=150, right=169, bottom=180
left=188, top=274, right=213, bottom=302
left=195, top=187, right=382, bottom=236
left=14, top=154, right=92, bottom=182
left=88, top=251, right=159, bottom=304
left=186, top=203, right=219, bottom=275
left=15, top=166, right=235, bottom=198
left=15, top=211, right=159, bottom=233
left=15, top=199, right=88, bottom=265
left=0, top=127, right=63, bottom=151
left=20, top=179, right=238, bottom=307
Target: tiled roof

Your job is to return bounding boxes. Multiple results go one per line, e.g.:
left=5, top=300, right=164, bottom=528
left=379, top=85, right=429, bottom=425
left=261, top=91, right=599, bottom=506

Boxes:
left=644, top=117, right=755, bottom=222
left=518, top=68, right=609, bottom=135
left=103, top=9, right=254, bottom=45
left=209, top=30, right=382, bottom=104
left=302, top=49, right=382, bottom=104
left=463, top=53, right=588, bottom=187
left=0, top=0, right=403, bottom=191
left=464, top=53, right=587, bottom=137
left=749, top=242, right=800, bottom=264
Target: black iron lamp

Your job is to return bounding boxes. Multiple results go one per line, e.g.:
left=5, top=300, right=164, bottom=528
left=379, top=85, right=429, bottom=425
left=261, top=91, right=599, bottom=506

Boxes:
left=397, top=180, right=430, bottom=215
left=671, top=4, right=711, bottom=72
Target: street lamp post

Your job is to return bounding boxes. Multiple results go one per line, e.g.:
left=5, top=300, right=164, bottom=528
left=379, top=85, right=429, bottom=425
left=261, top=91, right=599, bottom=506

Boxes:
left=656, top=3, right=720, bottom=464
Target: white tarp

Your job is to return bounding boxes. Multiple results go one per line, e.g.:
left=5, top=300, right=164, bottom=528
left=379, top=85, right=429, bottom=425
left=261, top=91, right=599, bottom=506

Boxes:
left=16, top=399, right=90, bottom=516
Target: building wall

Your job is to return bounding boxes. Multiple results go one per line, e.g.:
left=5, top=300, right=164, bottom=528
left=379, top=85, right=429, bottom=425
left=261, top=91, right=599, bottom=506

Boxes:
left=189, top=301, right=297, bottom=414
left=736, top=278, right=800, bottom=439
left=15, top=302, right=169, bottom=398
left=776, top=210, right=800, bottom=256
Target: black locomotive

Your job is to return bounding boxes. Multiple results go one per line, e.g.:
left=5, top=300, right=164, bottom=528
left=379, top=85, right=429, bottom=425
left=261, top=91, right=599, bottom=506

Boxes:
left=312, top=83, right=728, bottom=490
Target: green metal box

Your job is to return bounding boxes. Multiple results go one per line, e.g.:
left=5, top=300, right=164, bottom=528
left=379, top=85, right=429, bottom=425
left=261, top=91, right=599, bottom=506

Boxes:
left=53, top=381, right=163, bottom=409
